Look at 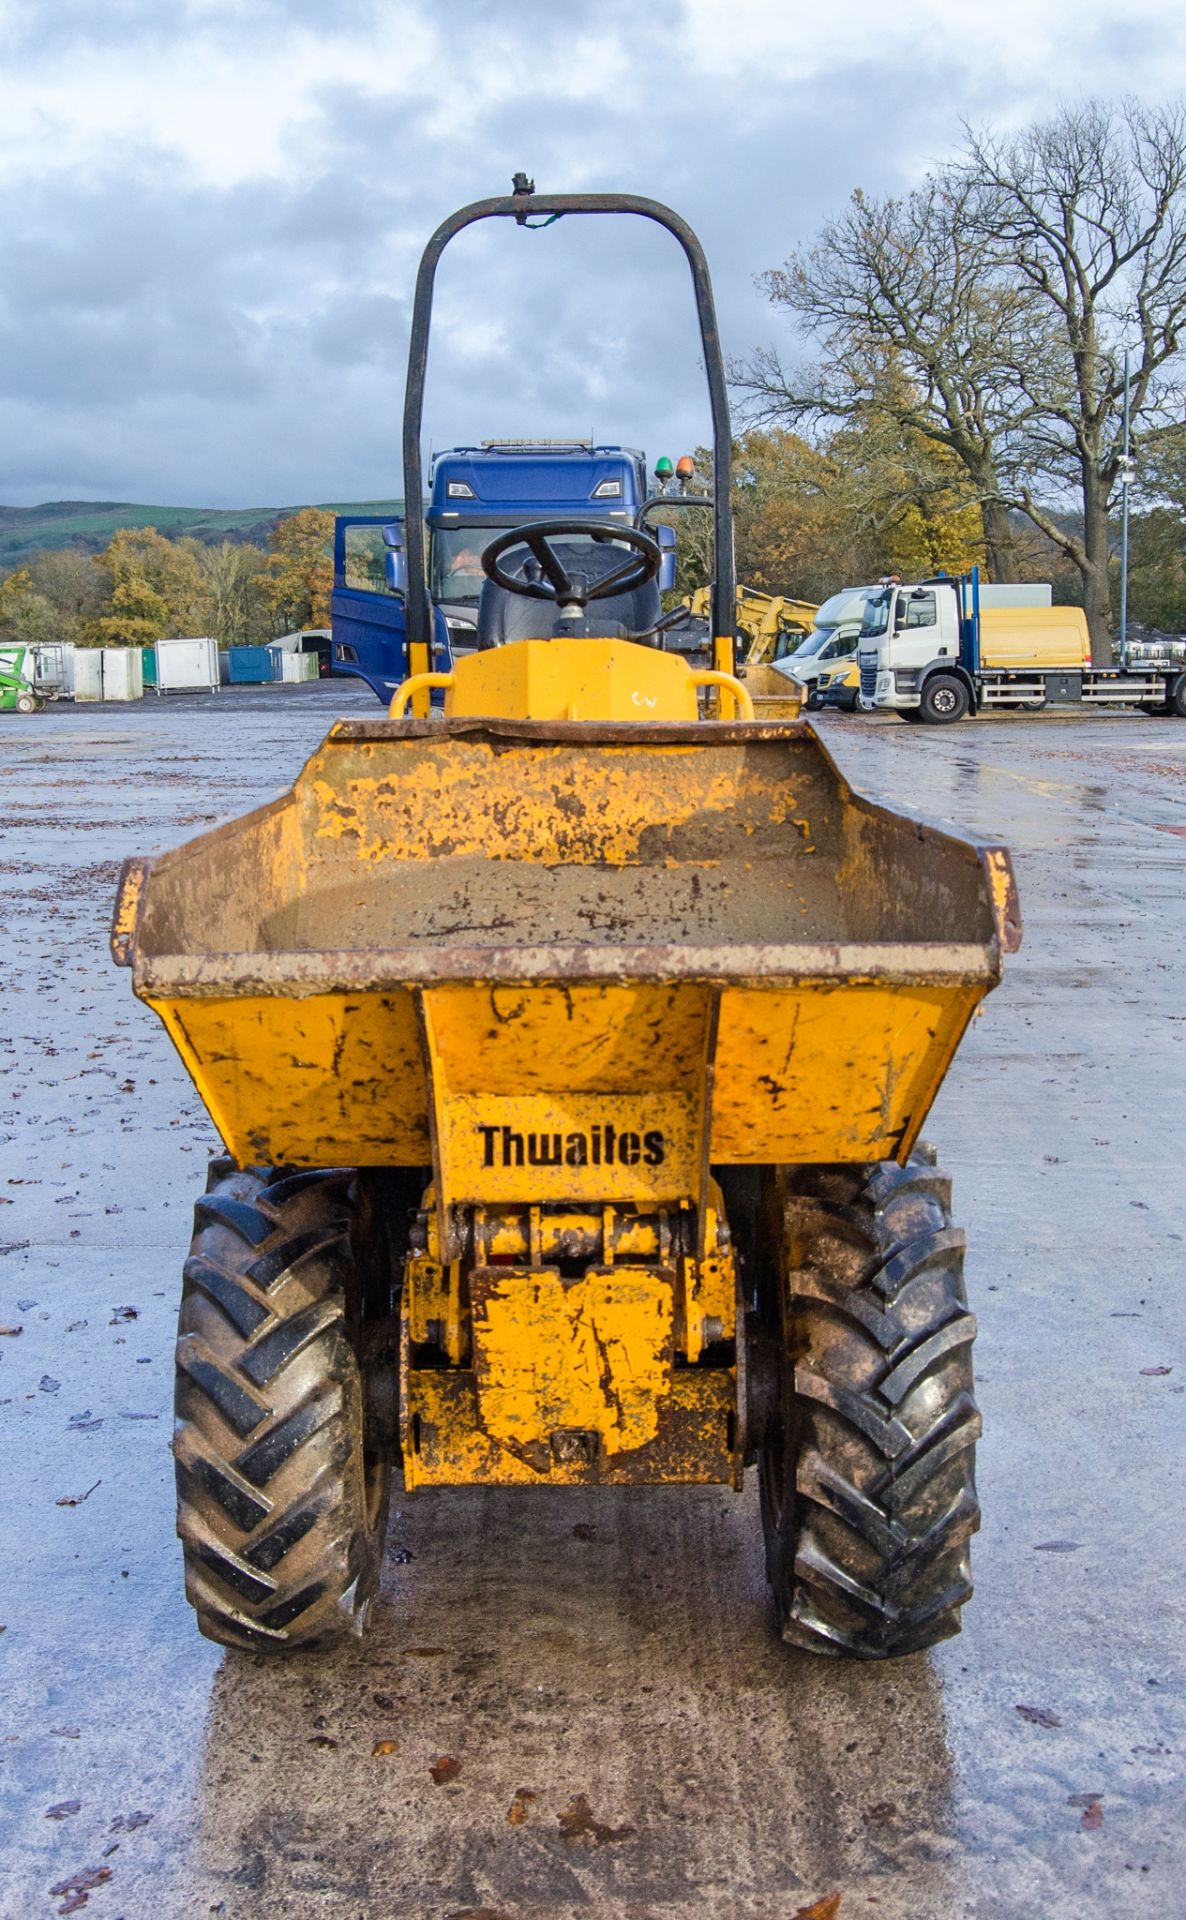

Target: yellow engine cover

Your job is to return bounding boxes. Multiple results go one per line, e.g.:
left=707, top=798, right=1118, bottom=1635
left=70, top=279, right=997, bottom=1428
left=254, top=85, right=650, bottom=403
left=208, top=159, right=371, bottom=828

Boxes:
left=445, top=636, right=702, bottom=722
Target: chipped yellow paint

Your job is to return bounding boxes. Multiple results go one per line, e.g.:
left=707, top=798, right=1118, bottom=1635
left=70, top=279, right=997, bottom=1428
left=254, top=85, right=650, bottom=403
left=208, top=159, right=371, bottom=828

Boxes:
left=712, top=981, right=983, bottom=1165
left=306, top=735, right=803, bottom=866
left=145, top=976, right=983, bottom=1173
left=398, top=1195, right=738, bottom=1487
left=985, top=846, right=1023, bottom=952
left=146, top=988, right=429, bottom=1165
left=471, top=1265, right=673, bottom=1455
left=401, top=1360, right=737, bottom=1488
left=110, top=858, right=148, bottom=965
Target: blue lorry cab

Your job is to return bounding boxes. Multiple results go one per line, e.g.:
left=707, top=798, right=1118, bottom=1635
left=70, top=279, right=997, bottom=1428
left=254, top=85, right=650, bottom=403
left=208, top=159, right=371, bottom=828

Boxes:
left=330, top=441, right=649, bottom=704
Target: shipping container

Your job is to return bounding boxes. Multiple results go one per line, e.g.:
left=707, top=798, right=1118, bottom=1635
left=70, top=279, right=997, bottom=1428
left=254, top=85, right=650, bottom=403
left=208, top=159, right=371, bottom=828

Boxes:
left=224, top=645, right=278, bottom=685
left=154, top=636, right=220, bottom=694
left=73, top=651, right=104, bottom=702
left=101, top=648, right=145, bottom=701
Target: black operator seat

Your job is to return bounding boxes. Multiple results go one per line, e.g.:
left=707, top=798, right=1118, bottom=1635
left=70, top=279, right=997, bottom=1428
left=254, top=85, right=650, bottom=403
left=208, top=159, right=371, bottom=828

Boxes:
left=476, top=538, right=662, bottom=650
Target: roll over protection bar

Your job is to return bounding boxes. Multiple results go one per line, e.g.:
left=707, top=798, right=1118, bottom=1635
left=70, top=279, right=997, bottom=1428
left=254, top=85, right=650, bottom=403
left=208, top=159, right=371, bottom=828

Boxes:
left=401, top=185, right=736, bottom=661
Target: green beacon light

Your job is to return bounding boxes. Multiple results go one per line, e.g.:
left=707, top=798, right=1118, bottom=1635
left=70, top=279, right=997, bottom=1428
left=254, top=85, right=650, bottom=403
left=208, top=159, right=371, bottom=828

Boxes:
left=655, top=456, right=673, bottom=481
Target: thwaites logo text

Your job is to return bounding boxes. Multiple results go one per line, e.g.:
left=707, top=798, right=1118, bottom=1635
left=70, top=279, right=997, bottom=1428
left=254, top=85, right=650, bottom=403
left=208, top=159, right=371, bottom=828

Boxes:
left=478, top=1123, right=666, bottom=1170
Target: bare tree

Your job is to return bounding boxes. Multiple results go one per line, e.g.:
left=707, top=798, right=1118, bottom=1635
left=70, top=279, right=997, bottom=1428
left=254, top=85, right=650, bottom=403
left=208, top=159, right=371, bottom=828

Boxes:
left=734, top=172, right=1052, bottom=582
left=964, top=99, right=1186, bottom=660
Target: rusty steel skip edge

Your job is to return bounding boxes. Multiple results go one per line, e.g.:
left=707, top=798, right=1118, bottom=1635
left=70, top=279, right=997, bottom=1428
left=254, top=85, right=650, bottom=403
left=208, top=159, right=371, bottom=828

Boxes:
left=112, top=712, right=1019, bottom=1493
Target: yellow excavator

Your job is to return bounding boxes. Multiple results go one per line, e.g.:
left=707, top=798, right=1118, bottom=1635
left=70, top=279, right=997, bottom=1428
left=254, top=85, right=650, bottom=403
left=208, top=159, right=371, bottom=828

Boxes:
left=112, top=180, right=1019, bottom=1663
left=683, top=584, right=816, bottom=717
left=684, top=583, right=817, bottom=665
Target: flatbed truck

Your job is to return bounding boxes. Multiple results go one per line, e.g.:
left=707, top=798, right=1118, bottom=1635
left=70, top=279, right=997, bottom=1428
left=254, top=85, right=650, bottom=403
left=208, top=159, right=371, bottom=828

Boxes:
left=859, top=570, right=1186, bottom=723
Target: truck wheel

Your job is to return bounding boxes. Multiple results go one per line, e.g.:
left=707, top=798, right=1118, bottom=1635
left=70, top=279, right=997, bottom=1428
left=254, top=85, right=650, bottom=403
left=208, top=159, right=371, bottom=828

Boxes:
left=1172, top=674, right=1186, bottom=718
left=756, top=1155, right=980, bottom=1660
left=16, top=692, right=38, bottom=714
left=173, top=1162, right=392, bottom=1651
left=918, top=674, right=970, bottom=724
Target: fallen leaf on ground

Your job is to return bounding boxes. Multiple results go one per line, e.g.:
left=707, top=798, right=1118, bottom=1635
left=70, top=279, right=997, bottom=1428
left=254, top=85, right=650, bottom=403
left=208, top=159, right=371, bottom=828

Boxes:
left=45, top=1801, right=81, bottom=1819
left=865, top=1802, right=895, bottom=1824
left=507, top=1788, right=538, bottom=1825
left=402, top=1646, right=447, bottom=1657
left=1034, top=1540, right=1082, bottom=1552
left=50, top=1728, right=80, bottom=1739
left=557, top=1794, right=635, bottom=1847
left=372, top=1692, right=395, bottom=1709
left=1140, top=1365, right=1172, bottom=1376
left=0, top=1323, right=22, bottom=1336
left=307, top=1734, right=338, bottom=1750
left=109, top=1811, right=151, bottom=1832
left=40, top=1375, right=61, bottom=1393
left=49, top=1865, right=112, bottom=1898
left=1068, top=1791, right=1104, bottom=1828
left=372, top=1740, right=399, bottom=1757
left=56, top=1481, right=101, bottom=1507
left=1016, top=1704, right=1062, bottom=1727
left=793, top=1898, right=842, bottom=1920
left=430, top=1755, right=461, bottom=1785
left=109, top=1306, right=138, bottom=1324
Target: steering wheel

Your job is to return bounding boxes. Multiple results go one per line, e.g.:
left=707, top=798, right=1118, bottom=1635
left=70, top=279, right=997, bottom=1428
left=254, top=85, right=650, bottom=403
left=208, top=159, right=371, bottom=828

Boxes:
left=481, top=518, right=660, bottom=608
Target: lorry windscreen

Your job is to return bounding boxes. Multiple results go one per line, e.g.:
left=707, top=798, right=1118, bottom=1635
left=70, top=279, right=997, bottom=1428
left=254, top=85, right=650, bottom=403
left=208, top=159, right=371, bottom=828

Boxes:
left=432, top=526, right=516, bottom=603
left=431, top=526, right=637, bottom=605
left=860, top=590, right=892, bottom=639
left=786, top=627, right=834, bottom=659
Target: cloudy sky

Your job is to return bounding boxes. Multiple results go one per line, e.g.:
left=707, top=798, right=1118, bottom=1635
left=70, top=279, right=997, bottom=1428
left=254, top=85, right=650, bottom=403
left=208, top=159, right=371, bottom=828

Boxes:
left=2, top=0, right=1185, bottom=508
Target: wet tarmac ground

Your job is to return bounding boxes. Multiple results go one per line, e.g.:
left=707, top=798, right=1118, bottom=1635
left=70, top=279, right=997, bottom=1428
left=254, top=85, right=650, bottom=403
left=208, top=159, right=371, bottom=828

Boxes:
left=1, top=684, right=1183, bottom=1920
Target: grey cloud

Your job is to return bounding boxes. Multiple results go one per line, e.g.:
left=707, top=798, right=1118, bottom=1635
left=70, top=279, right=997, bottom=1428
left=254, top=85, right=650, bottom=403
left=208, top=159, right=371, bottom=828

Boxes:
left=1, top=3, right=1180, bottom=507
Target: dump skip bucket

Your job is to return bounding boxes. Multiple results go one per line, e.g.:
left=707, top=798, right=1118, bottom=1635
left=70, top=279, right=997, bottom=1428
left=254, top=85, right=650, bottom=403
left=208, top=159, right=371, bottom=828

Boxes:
left=113, top=717, right=1019, bottom=1218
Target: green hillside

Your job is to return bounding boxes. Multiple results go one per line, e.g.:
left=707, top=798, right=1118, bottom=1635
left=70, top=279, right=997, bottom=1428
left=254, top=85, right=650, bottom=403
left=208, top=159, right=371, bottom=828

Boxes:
left=0, top=499, right=406, bottom=567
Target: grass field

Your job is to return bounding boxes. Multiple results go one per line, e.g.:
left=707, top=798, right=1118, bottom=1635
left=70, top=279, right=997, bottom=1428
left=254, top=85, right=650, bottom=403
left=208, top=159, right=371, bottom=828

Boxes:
left=0, top=498, right=406, bottom=566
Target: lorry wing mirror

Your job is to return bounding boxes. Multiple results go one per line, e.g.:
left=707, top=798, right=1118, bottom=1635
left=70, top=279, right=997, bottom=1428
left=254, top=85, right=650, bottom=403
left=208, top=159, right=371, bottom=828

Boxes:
left=657, top=523, right=677, bottom=593
left=382, top=523, right=407, bottom=593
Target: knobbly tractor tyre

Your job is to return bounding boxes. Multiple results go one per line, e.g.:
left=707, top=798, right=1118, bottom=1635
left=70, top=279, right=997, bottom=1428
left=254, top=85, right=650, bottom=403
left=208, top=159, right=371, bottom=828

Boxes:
left=918, top=674, right=970, bottom=724
left=173, top=1161, right=396, bottom=1652
left=756, top=1153, right=980, bottom=1660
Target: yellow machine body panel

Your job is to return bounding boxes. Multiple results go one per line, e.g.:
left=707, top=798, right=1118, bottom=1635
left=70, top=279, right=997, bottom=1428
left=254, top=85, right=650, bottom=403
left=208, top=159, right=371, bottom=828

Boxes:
left=444, top=635, right=701, bottom=721
left=118, top=718, right=1017, bottom=1204
left=144, top=975, right=981, bottom=1183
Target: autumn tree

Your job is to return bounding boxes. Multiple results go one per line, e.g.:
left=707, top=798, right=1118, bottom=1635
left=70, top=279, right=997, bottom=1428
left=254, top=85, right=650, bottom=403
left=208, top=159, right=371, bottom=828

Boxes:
left=964, top=99, right=1186, bottom=662
left=677, top=426, right=982, bottom=607
left=189, top=539, right=269, bottom=646
left=25, top=548, right=106, bottom=641
left=735, top=176, right=1044, bottom=583
left=0, top=567, right=59, bottom=647
left=83, top=527, right=208, bottom=645
left=740, top=98, right=1186, bottom=663
left=259, top=509, right=335, bottom=632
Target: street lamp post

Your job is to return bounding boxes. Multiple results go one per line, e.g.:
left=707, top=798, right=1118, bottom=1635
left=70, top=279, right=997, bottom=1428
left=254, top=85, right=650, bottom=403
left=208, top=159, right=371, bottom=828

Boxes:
left=1117, top=348, right=1135, bottom=664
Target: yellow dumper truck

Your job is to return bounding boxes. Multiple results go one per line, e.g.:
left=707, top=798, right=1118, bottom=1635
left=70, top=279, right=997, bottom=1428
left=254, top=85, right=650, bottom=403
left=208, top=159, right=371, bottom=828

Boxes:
left=113, top=183, right=1021, bottom=1662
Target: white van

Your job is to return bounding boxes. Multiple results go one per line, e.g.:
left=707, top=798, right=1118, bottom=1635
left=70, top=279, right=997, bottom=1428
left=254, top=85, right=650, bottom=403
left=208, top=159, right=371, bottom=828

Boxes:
left=768, top=586, right=878, bottom=696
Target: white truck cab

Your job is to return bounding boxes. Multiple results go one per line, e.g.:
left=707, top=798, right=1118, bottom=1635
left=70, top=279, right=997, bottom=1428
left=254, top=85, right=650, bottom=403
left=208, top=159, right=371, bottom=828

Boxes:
left=859, top=577, right=1061, bottom=722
